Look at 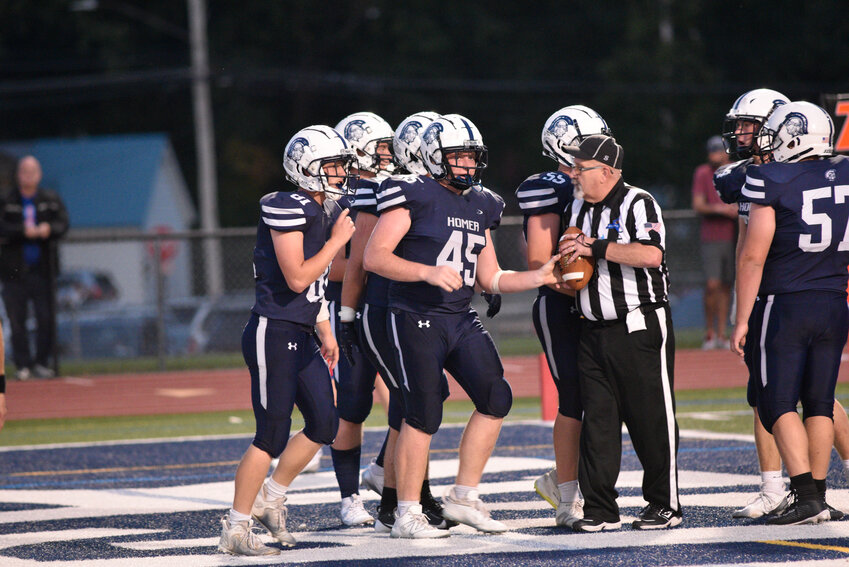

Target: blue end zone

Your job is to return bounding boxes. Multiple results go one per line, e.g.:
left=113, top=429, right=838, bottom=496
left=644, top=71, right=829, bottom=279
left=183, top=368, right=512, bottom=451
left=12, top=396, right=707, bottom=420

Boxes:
left=1, top=423, right=847, bottom=565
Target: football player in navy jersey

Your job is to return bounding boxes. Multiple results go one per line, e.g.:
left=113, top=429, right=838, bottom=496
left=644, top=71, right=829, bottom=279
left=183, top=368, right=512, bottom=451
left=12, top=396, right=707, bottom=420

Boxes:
left=718, top=90, right=849, bottom=521
left=364, top=114, right=561, bottom=538
left=218, top=125, right=357, bottom=556
left=516, top=105, right=611, bottom=528
left=732, top=101, right=849, bottom=525
left=340, top=111, right=455, bottom=533
left=716, top=88, right=794, bottom=518
left=326, top=112, right=396, bottom=527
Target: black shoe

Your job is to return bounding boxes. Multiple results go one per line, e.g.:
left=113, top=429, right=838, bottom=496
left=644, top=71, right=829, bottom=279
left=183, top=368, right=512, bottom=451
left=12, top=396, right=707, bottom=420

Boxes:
left=572, top=517, right=622, bottom=532
left=632, top=503, right=682, bottom=530
left=421, top=491, right=457, bottom=529
left=375, top=503, right=394, bottom=533
left=826, top=502, right=844, bottom=521
left=767, top=492, right=829, bottom=525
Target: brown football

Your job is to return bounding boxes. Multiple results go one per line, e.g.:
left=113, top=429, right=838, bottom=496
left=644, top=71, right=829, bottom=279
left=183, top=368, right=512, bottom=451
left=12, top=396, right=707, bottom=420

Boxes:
left=558, top=226, right=595, bottom=291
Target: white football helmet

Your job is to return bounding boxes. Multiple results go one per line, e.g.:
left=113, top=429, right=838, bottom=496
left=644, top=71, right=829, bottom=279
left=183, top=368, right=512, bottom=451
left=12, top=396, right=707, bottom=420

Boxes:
left=757, top=101, right=834, bottom=163
left=722, top=88, right=790, bottom=159
left=283, top=125, right=357, bottom=199
left=420, top=113, right=487, bottom=190
left=541, top=105, right=612, bottom=167
left=393, top=111, right=441, bottom=176
left=334, top=112, right=395, bottom=174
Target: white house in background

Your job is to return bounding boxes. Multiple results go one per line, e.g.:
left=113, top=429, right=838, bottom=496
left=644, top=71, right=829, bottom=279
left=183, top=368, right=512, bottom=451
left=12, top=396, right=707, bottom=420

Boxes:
left=0, top=133, right=197, bottom=304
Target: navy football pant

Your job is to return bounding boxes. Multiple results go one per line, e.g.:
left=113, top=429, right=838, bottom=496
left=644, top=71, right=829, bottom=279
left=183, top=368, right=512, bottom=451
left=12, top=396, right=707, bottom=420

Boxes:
left=328, top=297, right=381, bottom=424
left=242, top=313, right=338, bottom=458
left=532, top=292, right=582, bottom=419
left=390, top=308, right=509, bottom=435
left=746, top=291, right=848, bottom=432
left=359, top=303, right=404, bottom=430
left=578, top=305, right=679, bottom=523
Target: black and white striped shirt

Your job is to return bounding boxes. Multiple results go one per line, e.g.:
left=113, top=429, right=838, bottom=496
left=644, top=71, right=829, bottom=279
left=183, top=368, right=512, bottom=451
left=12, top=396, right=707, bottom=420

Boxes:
left=562, top=179, right=670, bottom=321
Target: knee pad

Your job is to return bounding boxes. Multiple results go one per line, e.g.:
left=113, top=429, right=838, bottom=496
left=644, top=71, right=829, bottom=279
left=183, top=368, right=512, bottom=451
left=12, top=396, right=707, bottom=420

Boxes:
left=253, top=416, right=293, bottom=459
left=405, top=412, right=442, bottom=435
left=304, top=413, right=339, bottom=446
left=336, top=377, right=375, bottom=424
left=476, top=377, right=513, bottom=418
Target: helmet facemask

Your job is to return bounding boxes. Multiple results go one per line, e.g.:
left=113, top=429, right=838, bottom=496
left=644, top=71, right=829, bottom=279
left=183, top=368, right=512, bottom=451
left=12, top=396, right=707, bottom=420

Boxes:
left=438, top=142, right=488, bottom=191
left=722, top=117, right=762, bottom=160
left=305, top=150, right=358, bottom=200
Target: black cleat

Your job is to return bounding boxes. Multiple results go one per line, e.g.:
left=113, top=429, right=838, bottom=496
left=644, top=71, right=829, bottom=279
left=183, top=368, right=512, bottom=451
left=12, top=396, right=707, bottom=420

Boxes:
left=826, top=502, right=844, bottom=521
left=632, top=503, right=683, bottom=530
left=572, top=517, right=622, bottom=532
left=374, top=503, right=394, bottom=534
left=421, top=491, right=457, bottom=529
left=767, top=493, right=829, bottom=526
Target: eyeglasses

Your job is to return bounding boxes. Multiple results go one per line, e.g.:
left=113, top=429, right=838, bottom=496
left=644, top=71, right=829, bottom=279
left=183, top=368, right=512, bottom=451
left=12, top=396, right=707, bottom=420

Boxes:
left=572, top=165, right=605, bottom=174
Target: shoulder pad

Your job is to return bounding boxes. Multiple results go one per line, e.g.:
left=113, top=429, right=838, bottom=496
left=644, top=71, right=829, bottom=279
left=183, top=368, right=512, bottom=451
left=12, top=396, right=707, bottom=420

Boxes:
left=260, top=190, right=318, bottom=230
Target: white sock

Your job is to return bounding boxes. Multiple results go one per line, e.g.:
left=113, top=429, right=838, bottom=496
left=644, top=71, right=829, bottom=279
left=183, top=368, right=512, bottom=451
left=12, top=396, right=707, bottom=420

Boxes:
left=228, top=508, right=251, bottom=524
left=265, top=478, right=289, bottom=500
left=761, top=470, right=784, bottom=494
left=452, top=484, right=477, bottom=501
left=397, top=500, right=418, bottom=518
left=558, top=480, right=580, bottom=503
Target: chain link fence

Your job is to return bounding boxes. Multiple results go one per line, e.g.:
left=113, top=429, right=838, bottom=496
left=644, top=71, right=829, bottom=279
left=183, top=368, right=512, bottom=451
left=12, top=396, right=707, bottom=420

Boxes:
left=46, top=211, right=706, bottom=366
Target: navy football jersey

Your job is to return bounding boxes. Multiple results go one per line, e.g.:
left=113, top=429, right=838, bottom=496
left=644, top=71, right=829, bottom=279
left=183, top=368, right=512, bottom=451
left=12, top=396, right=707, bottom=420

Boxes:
left=252, top=190, right=332, bottom=325
left=376, top=175, right=505, bottom=314
left=348, top=176, right=392, bottom=307
left=741, top=155, right=849, bottom=296
left=714, top=158, right=752, bottom=222
left=515, top=170, right=574, bottom=298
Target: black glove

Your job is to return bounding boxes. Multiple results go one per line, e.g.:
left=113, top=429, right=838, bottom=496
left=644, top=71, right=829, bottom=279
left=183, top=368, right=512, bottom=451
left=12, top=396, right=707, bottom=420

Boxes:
left=481, top=292, right=502, bottom=318
left=339, top=320, right=360, bottom=366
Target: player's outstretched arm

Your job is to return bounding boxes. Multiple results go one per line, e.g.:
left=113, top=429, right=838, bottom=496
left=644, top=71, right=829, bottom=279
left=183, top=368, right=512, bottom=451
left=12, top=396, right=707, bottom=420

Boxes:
left=363, top=207, right=463, bottom=292
left=732, top=204, right=775, bottom=356
left=477, top=230, right=560, bottom=293
left=527, top=213, right=573, bottom=296
left=273, top=209, right=355, bottom=293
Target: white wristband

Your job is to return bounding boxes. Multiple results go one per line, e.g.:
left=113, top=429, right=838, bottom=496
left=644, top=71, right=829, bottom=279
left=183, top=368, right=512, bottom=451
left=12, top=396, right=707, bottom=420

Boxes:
left=339, top=305, right=356, bottom=323
left=490, top=269, right=514, bottom=294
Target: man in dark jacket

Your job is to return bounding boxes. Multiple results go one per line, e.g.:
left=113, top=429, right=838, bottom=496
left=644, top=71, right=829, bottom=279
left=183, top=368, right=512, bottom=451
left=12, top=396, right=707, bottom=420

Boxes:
left=0, top=156, right=69, bottom=380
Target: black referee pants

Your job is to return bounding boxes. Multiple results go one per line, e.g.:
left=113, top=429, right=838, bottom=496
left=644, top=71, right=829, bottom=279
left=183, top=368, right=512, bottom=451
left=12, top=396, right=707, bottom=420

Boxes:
left=577, top=304, right=679, bottom=522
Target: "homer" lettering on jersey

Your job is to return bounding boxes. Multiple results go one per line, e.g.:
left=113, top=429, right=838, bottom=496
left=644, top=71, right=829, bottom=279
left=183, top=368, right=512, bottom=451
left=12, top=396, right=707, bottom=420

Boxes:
left=447, top=217, right=480, bottom=232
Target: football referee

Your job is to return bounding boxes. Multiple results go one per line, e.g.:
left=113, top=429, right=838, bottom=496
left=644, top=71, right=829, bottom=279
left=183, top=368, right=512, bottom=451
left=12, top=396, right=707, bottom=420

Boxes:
left=557, top=135, right=680, bottom=532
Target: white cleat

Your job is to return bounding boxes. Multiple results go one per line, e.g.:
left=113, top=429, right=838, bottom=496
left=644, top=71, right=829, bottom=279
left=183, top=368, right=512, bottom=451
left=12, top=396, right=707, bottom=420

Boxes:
left=732, top=490, right=789, bottom=519
left=555, top=499, right=584, bottom=528
left=360, top=461, right=385, bottom=495
left=534, top=468, right=560, bottom=509
left=217, top=515, right=280, bottom=556
left=251, top=484, right=297, bottom=546
left=340, top=494, right=374, bottom=526
left=390, top=504, right=450, bottom=538
left=442, top=486, right=508, bottom=533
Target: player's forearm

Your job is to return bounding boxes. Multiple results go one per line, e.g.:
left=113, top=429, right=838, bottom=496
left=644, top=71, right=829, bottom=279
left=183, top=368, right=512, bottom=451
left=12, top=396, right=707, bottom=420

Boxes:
left=341, top=257, right=366, bottom=309
left=363, top=247, right=429, bottom=283
left=734, top=256, right=763, bottom=329
left=288, top=240, right=344, bottom=293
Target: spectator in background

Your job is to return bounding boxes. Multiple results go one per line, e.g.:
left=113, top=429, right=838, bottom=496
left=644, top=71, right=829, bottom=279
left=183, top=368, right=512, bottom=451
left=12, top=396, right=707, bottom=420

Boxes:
left=0, top=156, right=69, bottom=380
left=691, top=136, right=736, bottom=349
